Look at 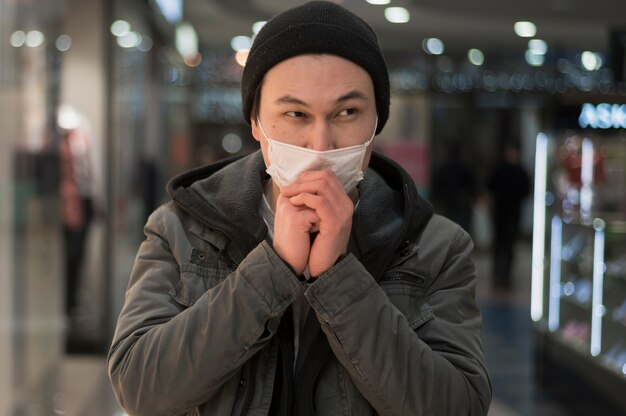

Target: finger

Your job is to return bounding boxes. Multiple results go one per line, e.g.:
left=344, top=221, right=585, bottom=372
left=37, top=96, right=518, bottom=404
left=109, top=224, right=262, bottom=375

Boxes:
left=277, top=196, right=320, bottom=230
left=289, top=193, right=351, bottom=226
left=281, top=170, right=344, bottom=197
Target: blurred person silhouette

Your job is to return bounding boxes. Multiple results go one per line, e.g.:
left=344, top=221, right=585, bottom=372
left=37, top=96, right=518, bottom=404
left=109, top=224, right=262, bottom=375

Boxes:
left=487, top=145, right=530, bottom=292
left=107, top=2, right=491, bottom=415
left=431, top=143, right=476, bottom=232
left=57, top=105, right=97, bottom=352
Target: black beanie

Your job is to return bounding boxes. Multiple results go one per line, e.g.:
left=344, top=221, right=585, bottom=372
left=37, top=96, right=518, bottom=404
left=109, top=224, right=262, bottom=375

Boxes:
left=241, top=1, right=390, bottom=134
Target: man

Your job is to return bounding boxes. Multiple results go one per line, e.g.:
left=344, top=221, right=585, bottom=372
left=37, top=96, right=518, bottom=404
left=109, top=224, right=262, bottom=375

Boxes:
left=488, top=146, right=530, bottom=292
left=108, top=2, right=492, bottom=415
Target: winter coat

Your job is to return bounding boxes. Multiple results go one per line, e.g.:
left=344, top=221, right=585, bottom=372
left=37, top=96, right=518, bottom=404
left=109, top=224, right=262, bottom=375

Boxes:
left=108, top=150, right=492, bottom=416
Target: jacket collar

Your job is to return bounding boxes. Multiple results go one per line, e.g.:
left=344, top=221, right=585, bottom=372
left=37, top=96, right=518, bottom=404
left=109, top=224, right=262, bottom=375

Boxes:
left=166, top=150, right=433, bottom=277
left=167, top=152, right=268, bottom=264
left=352, top=152, right=432, bottom=281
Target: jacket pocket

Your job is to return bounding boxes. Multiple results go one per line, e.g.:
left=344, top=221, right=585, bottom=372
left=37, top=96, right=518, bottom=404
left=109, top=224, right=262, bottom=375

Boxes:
left=380, top=270, right=434, bottom=329
left=170, top=264, right=233, bottom=307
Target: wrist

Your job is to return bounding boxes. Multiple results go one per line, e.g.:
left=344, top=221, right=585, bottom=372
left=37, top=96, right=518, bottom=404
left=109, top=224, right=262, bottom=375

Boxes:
left=309, top=252, right=347, bottom=280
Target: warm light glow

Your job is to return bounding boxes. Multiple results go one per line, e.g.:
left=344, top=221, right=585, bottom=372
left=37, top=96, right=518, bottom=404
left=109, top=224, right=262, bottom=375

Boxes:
left=184, top=53, right=202, bottom=67
left=235, top=49, right=250, bottom=67
left=384, top=7, right=410, bottom=23
left=468, top=49, right=484, bottom=66
left=514, top=21, right=537, bottom=37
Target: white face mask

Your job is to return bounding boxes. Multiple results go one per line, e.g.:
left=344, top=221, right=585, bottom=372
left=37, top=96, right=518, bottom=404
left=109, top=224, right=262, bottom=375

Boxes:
left=257, top=118, right=377, bottom=195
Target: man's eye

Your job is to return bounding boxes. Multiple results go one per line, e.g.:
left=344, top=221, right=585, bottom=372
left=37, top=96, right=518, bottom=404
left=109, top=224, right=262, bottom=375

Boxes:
left=286, top=111, right=306, bottom=118
left=339, top=108, right=357, bottom=116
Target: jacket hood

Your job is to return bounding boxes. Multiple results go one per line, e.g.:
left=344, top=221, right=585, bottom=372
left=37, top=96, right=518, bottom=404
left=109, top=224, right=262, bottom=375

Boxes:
left=166, top=150, right=433, bottom=279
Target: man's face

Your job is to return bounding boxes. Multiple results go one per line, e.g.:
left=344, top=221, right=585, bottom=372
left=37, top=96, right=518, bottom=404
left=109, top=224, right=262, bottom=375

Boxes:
left=251, top=54, right=378, bottom=172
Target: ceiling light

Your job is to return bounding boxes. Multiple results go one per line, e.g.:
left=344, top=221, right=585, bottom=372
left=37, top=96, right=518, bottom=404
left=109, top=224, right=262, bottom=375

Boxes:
left=468, top=49, right=484, bottom=66
left=581, top=51, right=602, bottom=71
left=154, top=0, right=183, bottom=24
left=57, top=104, right=82, bottom=130
left=110, top=20, right=131, bottom=37
left=528, top=39, right=548, bottom=55
left=176, top=22, right=198, bottom=59
left=252, top=21, right=266, bottom=34
left=525, top=50, right=545, bottom=67
left=55, top=34, right=72, bottom=52
left=385, top=7, right=410, bottom=24
left=423, top=38, right=444, bottom=55
left=367, top=0, right=391, bottom=5
left=117, top=31, right=141, bottom=48
left=231, top=35, right=252, bottom=52
left=25, top=31, right=45, bottom=48
left=10, top=30, right=26, bottom=47
left=137, top=35, right=153, bottom=52
left=514, top=21, right=537, bottom=38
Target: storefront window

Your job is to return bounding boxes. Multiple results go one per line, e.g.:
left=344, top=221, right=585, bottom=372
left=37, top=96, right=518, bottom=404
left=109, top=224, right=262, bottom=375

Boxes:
left=0, top=0, right=65, bottom=413
left=108, top=0, right=192, bottom=324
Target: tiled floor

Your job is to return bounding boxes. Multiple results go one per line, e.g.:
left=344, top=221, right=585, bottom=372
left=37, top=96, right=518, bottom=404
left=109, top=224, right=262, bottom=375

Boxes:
left=12, top=241, right=581, bottom=416
left=474, top=242, right=574, bottom=416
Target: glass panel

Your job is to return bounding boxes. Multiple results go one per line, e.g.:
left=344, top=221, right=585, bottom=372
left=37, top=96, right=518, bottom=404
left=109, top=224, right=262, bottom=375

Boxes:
left=0, top=0, right=65, bottom=412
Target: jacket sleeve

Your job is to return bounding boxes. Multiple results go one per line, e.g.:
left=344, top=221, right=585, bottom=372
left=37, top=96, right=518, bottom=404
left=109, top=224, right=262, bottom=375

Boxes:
left=305, top=218, right=492, bottom=416
left=107, top=206, right=303, bottom=415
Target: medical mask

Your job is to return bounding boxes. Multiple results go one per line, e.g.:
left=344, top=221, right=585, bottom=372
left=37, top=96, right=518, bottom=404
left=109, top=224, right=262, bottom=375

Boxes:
left=257, top=118, right=377, bottom=194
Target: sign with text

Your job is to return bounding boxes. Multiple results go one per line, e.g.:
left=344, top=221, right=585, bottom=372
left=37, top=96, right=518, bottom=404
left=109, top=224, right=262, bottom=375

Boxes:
left=579, top=103, right=626, bottom=129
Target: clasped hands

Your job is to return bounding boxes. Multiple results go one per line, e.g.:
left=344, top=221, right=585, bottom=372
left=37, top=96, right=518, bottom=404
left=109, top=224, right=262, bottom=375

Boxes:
left=273, top=170, right=353, bottom=278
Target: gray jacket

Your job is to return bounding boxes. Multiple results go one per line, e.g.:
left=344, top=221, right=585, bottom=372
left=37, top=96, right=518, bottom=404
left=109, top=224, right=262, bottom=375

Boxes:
left=108, top=151, right=492, bottom=416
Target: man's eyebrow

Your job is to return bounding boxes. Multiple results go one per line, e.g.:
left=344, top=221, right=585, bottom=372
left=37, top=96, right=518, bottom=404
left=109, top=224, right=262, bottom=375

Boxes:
left=336, top=90, right=368, bottom=103
left=275, top=90, right=368, bottom=107
left=276, top=95, right=309, bottom=107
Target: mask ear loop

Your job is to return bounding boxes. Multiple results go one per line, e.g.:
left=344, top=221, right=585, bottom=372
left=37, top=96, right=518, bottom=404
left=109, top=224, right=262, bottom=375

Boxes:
left=352, top=116, right=379, bottom=184
left=364, top=116, right=378, bottom=146
left=256, top=118, right=273, bottom=144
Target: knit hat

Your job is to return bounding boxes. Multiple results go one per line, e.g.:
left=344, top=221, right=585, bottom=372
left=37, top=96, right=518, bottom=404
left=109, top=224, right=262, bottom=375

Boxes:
left=241, top=1, right=390, bottom=134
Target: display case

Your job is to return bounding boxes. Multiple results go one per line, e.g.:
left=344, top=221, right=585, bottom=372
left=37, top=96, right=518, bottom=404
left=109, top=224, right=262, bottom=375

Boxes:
left=531, top=130, right=626, bottom=412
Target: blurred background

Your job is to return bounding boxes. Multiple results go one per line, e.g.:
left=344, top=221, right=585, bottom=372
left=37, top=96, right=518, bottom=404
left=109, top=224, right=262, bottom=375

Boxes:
left=1, top=0, right=625, bottom=415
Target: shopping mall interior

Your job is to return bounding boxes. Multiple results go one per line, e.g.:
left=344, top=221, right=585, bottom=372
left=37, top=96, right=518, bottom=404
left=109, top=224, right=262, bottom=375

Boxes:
left=1, top=0, right=625, bottom=415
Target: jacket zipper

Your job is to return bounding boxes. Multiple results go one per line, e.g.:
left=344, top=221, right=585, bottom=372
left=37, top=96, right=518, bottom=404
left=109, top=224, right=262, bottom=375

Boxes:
left=383, top=271, right=425, bottom=286
left=240, top=354, right=258, bottom=416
